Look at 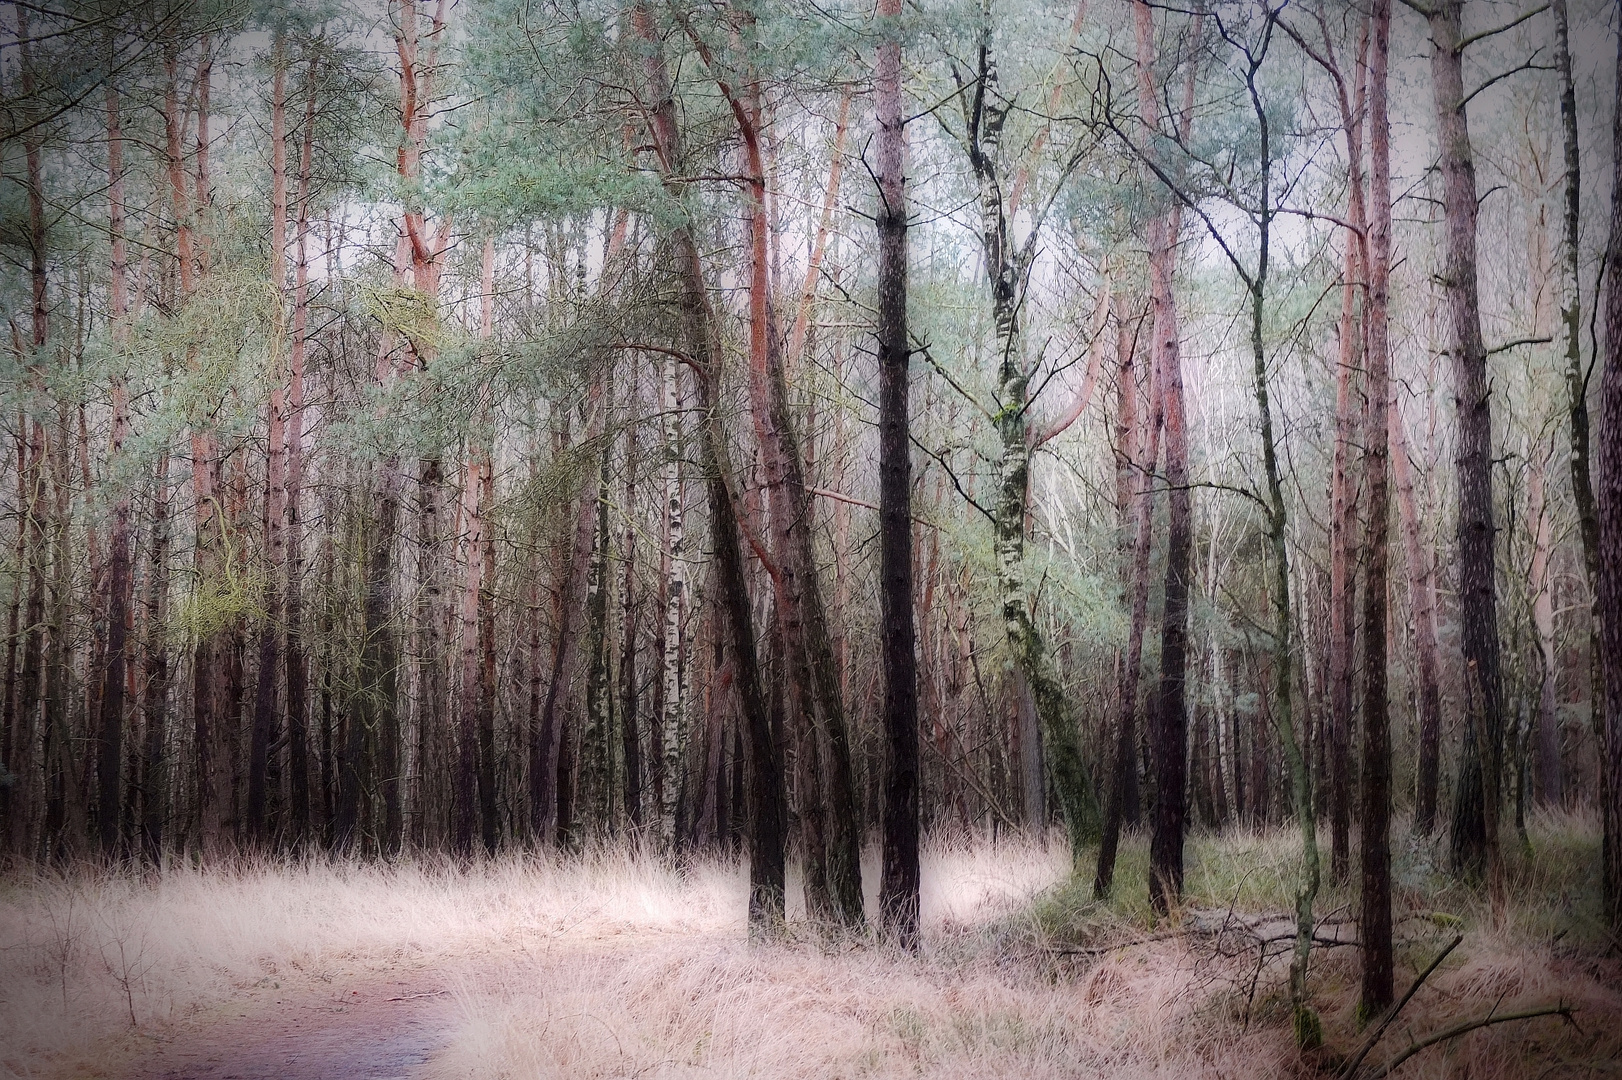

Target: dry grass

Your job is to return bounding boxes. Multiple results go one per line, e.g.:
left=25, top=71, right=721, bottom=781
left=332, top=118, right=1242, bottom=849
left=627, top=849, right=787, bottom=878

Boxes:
left=1, top=814, right=1617, bottom=1079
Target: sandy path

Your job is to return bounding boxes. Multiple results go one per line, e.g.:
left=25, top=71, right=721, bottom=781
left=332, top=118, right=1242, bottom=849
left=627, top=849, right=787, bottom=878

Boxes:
left=116, top=974, right=457, bottom=1080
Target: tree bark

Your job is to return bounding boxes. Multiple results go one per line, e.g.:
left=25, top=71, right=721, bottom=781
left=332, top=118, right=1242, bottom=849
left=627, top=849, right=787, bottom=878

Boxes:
left=874, top=0, right=919, bottom=945
left=1420, top=0, right=1507, bottom=890
left=1360, top=0, right=1395, bottom=1016
left=1095, top=309, right=1162, bottom=899
left=1135, top=0, right=1194, bottom=914
left=1595, top=12, right=1622, bottom=938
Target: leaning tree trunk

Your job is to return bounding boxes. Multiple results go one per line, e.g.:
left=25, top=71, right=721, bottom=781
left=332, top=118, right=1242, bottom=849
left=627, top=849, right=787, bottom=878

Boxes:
left=633, top=0, right=785, bottom=932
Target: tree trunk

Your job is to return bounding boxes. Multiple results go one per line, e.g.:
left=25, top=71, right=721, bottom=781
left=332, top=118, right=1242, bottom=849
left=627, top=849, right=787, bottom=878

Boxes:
left=1551, top=0, right=1603, bottom=752
left=1527, top=458, right=1562, bottom=805
left=875, top=0, right=919, bottom=945
left=140, top=455, right=171, bottom=863
left=1595, top=14, right=1622, bottom=937
left=1389, top=397, right=1444, bottom=832
left=284, top=53, right=318, bottom=848
left=98, top=76, right=133, bottom=858
left=248, top=38, right=290, bottom=847
left=1095, top=309, right=1162, bottom=899
left=1360, top=0, right=1394, bottom=1016
left=620, top=376, right=643, bottom=830
left=1135, top=0, right=1194, bottom=914
left=1423, top=0, right=1506, bottom=890
left=632, top=0, right=785, bottom=932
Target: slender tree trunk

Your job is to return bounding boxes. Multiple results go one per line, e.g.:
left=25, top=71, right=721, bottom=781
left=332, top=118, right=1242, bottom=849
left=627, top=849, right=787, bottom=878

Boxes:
left=653, top=353, right=686, bottom=844
left=1527, top=459, right=1562, bottom=805
left=284, top=54, right=318, bottom=847
left=98, top=76, right=133, bottom=858
left=1423, top=0, right=1506, bottom=890
left=1095, top=315, right=1163, bottom=899
left=620, top=374, right=643, bottom=830
left=1360, top=0, right=1394, bottom=1016
left=1135, top=0, right=1194, bottom=914
left=249, top=38, right=290, bottom=847
left=1550, top=0, right=1603, bottom=757
left=875, top=0, right=919, bottom=945
left=455, top=238, right=497, bottom=855
left=1389, top=398, right=1444, bottom=832
left=141, top=455, right=171, bottom=863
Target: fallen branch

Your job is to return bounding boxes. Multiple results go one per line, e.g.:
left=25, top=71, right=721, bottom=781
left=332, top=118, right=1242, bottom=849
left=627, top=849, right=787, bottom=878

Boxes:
left=1357, top=1002, right=1575, bottom=1079
left=1340, top=934, right=1463, bottom=1079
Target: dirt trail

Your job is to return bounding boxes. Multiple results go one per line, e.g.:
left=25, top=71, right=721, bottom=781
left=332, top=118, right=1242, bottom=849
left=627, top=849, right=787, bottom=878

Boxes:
left=117, top=976, right=455, bottom=1080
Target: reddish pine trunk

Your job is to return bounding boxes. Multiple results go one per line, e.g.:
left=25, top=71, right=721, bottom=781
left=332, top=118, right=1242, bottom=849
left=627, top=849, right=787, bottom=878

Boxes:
left=1095, top=310, right=1163, bottom=899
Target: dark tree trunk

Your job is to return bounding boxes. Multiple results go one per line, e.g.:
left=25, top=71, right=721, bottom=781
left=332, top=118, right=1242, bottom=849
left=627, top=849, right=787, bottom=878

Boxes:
left=1596, top=12, right=1622, bottom=938
left=874, top=0, right=919, bottom=946
left=140, top=456, right=171, bottom=863
left=1360, top=0, right=1395, bottom=1015
left=1423, top=0, right=1507, bottom=890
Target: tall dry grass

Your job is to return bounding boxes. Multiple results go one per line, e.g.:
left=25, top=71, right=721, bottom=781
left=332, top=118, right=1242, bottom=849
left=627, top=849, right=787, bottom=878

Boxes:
left=1, top=814, right=1616, bottom=1079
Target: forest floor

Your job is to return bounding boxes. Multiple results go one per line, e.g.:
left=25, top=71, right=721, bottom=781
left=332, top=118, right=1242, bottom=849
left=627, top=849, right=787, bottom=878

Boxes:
left=1, top=812, right=1618, bottom=1079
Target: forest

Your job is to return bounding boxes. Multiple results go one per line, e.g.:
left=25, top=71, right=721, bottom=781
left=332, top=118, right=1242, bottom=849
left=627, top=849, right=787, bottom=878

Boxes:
left=2, top=0, right=1622, bottom=1076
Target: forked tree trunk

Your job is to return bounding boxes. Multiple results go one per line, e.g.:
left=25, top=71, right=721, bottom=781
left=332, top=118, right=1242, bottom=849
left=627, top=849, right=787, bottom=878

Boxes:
left=1095, top=311, right=1162, bottom=899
